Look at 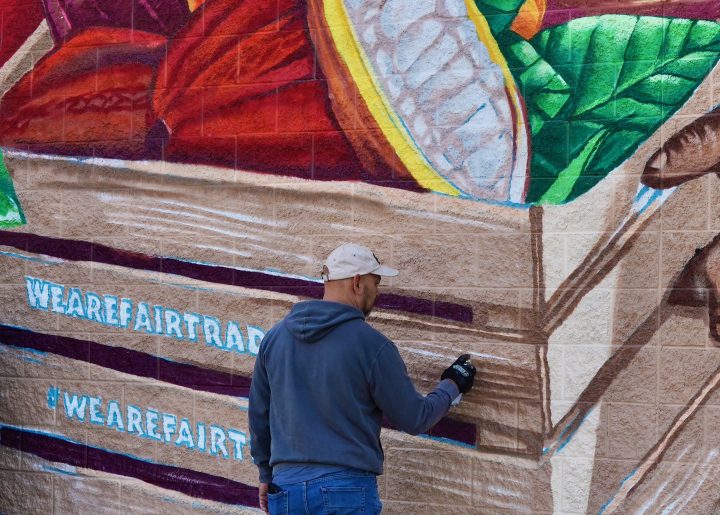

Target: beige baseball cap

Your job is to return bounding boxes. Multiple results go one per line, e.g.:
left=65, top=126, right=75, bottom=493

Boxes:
left=321, top=243, right=399, bottom=282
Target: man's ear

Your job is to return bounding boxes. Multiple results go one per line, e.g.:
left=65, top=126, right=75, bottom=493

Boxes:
left=352, top=274, right=362, bottom=293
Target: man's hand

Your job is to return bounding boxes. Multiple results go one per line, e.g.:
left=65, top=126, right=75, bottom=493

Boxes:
left=259, top=482, right=269, bottom=513
left=441, top=354, right=476, bottom=394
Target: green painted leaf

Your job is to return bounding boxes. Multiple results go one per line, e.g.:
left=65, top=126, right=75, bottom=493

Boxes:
left=0, top=149, right=26, bottom=228
left=518, top=15, right=720, bottom=204
left=539, top=130, right=608, bottom=204
left=473, top=0, right=525, bottom=36
left=505, top=37, right=571, bottom=135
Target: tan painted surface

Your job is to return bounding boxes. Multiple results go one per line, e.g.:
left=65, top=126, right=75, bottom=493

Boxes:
left=3, top=2, right=720, bottom=513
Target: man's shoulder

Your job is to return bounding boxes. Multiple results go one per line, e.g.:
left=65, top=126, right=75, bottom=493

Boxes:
left=344, top=318, right=392, bottom=348
left=257, top=321, right=286, bottom=351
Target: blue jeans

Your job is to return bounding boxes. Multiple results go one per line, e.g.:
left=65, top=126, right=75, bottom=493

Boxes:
left=268, top=470, right=382, bottom=514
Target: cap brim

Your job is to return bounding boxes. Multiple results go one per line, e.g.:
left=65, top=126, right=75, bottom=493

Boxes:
left=373, top=265, right=399, bottom=277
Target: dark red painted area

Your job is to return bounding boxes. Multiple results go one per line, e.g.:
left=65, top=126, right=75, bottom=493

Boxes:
left=0, top=426, right=261, bottom=508
left=0, top=230, right=474, bottom=323
left=0, top=324, right=478, bottom=447
left=41, top=0, right=190, bottom=43
left=154, top=0, right=420, bottom=188
left=0, top=1, right=45, bottom=68
left=543, top=0, right=720, bottom=30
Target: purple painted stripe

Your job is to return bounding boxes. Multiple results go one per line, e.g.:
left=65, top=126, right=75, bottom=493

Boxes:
left=0, top=324, right=250, bottom=397
left=0, top=324, right=477, bottom=446
left=383, top=415, right=477, bottom=447
left=426, top=415, right=477, bottom=445
left=0, top=230, right=473, bottom=324
left=0, top=426, right=259, bottom=507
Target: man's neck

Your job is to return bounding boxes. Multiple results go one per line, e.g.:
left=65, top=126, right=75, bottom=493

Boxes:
left=322, top=293, right=358, bottom=311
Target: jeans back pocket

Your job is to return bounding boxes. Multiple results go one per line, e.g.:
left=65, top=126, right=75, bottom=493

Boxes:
left=321, top=486, right=365, bottom=515
left=268, top=490, right=289, bottom=515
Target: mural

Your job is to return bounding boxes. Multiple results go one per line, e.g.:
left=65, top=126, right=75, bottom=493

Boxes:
left=2, top=0, right=720, bottom=513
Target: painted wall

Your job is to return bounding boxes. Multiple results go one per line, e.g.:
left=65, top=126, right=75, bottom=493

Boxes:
left=1, top=0, right=720, bottom=512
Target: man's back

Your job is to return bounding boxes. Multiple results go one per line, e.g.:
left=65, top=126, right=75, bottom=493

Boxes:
left=249, top=299, right=459, bottom=484
left=253, top=300, right=387, bottom=476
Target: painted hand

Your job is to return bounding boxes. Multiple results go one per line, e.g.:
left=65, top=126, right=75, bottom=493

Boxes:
left=642, top=106, right=720, bottom=190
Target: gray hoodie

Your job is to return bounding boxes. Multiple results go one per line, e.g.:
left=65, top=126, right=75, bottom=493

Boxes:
left=248, top=300, right=459, bottom=483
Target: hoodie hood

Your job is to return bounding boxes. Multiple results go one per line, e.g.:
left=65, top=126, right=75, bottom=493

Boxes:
left=284, top=300, right=365, bottom=343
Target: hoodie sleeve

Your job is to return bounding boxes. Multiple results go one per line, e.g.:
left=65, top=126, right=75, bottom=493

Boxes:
left=369, top=340, right=459, bottom=436
left=248, top=338, right=273, bottom=484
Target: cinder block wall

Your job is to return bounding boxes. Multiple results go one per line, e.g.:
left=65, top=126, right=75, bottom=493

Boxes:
left=2, top=0, right=720, bottom=513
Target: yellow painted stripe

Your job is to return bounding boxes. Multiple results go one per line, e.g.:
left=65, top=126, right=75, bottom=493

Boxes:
left=323, top=0, right=461, bottom=196
left=464, top=0, right=526, bottom=164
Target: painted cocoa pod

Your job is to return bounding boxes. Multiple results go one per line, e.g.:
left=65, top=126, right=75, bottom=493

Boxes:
left=642, top=107, right=720, bottom=189
left=153, top=0, right=423, bottom=187
left=0, top=28, right=166, bottom=159
left=307, top=0, right=530, bottom=203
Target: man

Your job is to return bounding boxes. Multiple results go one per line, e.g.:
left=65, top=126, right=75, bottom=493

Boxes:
left=249, top=243, right=476, bottom=514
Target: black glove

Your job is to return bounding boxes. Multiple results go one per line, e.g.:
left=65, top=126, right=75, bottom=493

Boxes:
left=441, top=354, right=476, bottom=394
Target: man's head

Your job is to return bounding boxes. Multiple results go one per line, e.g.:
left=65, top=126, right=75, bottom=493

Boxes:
left=321, top=243, right=398, bottom=316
